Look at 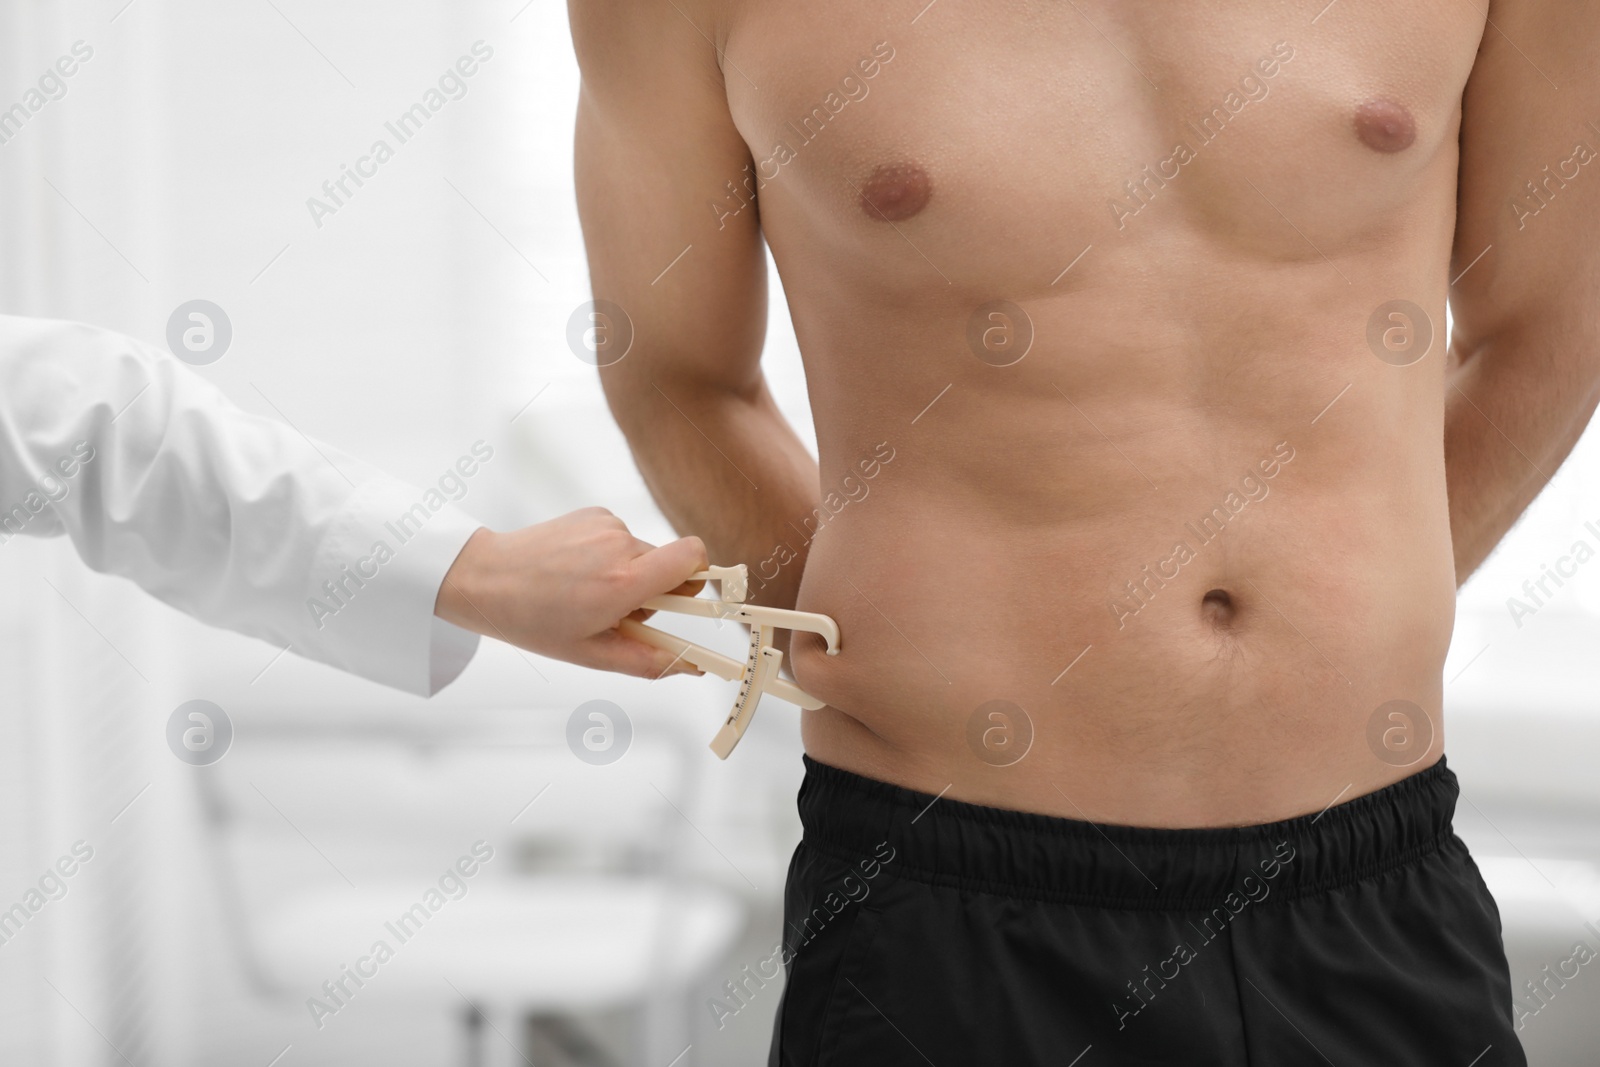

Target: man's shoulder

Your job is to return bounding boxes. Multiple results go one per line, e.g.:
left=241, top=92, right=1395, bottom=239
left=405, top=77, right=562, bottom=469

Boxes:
left=569, top=0, right=733, bottom=85
left=569, top=0, right=731, bottom=45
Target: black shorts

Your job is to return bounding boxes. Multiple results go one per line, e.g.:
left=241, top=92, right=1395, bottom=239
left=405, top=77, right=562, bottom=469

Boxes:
left=769, top=754, right=1523, bottom=1066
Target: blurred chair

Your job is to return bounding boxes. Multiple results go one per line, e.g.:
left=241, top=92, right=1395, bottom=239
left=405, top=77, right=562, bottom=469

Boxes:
left=194, top=707, right=744, bottom=1067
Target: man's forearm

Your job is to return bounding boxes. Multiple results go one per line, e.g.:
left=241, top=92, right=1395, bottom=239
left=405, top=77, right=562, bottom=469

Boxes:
left=1445, top=330, right=1600, bottom=584
left=607, top=375, right=820, bottom=610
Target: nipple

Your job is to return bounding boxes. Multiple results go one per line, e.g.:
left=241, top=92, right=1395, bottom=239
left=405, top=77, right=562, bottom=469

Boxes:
left=857, top=162, right=932, bottom=221
left=1353, top=98, right=1416, bottom=153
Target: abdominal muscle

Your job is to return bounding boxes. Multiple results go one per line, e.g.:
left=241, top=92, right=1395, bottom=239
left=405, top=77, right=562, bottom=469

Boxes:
left=785, top=349, right=1459, bottom=830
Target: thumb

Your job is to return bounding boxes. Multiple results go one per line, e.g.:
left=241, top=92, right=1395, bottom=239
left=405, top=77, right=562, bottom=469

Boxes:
left=629, top=535, right=709, bottom=599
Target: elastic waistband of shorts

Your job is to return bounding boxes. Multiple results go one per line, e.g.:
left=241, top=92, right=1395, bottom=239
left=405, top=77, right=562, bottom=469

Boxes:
left=796, top=755, right=1459, bottom=910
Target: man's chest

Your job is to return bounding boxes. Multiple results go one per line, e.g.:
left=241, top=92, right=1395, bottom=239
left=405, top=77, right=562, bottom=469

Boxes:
left=719, top=0, right=1487, bottom=274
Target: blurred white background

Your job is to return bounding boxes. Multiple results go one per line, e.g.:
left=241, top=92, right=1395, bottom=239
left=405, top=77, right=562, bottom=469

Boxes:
left=0, top=2, right=1596, bottom=1065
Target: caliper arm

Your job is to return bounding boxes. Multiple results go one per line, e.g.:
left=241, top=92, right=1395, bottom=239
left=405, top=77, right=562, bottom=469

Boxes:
left=619, top=564, right=839, bottom=758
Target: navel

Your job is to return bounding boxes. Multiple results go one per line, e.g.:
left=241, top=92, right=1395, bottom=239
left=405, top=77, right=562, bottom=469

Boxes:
left=1201, top=588, right=1238, bottom=629
left=1353, top=98, right=1416, bottom=153
left=857, top=162, right=932, bottom=222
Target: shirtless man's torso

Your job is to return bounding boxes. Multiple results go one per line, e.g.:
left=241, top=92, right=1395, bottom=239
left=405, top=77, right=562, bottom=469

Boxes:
left=741, top=4, right=1479, bottom=829
left=573, top=0, right=1593, bottom=824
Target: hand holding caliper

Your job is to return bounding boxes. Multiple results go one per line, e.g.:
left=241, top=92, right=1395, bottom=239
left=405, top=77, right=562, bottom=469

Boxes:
left=618, top=564, right=840, bottom=757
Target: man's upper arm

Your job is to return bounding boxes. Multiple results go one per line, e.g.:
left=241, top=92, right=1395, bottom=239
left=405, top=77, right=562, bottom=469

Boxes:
left=1450, top=0, right=1600, bottom=374
left=569, top=0, right=766, bottom=399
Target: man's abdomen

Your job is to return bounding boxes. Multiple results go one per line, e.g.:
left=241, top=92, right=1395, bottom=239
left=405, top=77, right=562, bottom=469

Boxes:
left=786, top=354, right=1458, bottom=829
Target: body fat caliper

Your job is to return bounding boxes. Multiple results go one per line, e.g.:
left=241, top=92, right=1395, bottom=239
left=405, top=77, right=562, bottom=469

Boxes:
left=617, top=564, right=840, bottom=758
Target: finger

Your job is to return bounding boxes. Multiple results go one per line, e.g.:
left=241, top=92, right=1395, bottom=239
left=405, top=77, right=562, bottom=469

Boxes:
left=580, top=628, right=704, bottom=680
left=626, top=555, right=702, bottom=603
left=568, top=505, right=617, bottom=524
left=618, top=577, right=697, bottom=630
left=628, top=535, right=710, bottom=601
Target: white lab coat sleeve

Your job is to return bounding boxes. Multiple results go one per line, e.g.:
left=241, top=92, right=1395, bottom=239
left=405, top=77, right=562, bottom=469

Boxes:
left=0, top=314, right=484, bottom=695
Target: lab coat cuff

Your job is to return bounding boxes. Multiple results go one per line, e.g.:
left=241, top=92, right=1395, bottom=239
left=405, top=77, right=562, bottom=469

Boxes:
left=309, top=477, right=484, bottom=696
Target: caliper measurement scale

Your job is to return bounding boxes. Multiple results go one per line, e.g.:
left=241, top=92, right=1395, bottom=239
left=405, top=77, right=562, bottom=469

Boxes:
left=617, top=563, right=840, bottom=758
